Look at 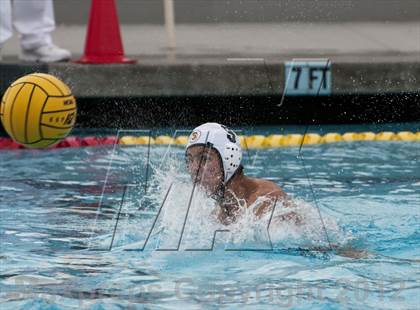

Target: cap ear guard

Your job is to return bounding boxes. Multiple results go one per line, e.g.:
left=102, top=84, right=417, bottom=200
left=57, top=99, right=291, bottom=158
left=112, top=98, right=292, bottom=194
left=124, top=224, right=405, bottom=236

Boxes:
left=222, top=142, right=242, bottom=183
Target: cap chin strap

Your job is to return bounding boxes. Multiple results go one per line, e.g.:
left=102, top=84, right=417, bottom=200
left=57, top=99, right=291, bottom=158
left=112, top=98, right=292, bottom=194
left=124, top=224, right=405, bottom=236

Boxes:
left=211, top=164, right=243, bottom=204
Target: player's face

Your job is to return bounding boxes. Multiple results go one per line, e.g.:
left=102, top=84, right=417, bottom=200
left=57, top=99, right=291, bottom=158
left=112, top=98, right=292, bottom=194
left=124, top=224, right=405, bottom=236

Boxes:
left=185, top=146, right=224, bottom=195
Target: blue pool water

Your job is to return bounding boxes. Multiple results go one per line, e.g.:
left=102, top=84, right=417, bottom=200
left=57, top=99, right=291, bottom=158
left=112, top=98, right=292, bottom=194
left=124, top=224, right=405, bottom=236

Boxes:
left=0, top=125, right=419, bottom=309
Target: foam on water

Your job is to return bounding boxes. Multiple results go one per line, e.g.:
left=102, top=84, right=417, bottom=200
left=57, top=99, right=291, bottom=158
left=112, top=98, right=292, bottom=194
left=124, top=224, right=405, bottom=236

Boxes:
left=106, top=155, right=352, bottom=253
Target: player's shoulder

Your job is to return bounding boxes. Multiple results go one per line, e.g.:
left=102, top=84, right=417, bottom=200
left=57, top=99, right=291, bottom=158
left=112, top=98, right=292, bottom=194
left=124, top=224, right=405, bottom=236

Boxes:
left=250, top=177, right=285, bottom=198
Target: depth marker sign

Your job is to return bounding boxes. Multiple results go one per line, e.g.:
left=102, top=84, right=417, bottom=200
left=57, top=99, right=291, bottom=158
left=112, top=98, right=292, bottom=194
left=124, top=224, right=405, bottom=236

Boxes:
left=284, top=59, right=332, bottom=96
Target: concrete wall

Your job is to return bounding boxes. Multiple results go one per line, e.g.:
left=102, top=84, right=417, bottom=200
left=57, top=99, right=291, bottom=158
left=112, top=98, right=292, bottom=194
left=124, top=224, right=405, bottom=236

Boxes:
left=54, top=0, right=420, bottom=25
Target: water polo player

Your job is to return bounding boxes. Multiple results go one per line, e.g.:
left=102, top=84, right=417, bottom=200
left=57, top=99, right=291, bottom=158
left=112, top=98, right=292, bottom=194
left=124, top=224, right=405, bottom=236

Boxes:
left=185, top=122, right=302, bottom=225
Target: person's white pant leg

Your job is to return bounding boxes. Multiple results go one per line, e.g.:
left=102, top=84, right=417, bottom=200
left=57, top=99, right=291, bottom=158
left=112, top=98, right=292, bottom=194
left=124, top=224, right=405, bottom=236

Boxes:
left=13, top=0, right=55, bottom=50
left=0, top=0, right=13, bottom=49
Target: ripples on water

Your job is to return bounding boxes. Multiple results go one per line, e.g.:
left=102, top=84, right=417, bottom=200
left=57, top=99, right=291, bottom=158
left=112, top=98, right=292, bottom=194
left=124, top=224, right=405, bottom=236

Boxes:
left=0, top=138, right=419, bottom=309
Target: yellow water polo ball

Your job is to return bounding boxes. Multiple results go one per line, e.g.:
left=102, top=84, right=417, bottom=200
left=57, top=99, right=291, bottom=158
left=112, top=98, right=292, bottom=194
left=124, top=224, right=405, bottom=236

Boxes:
left=0, top=73, right=77, bottom=148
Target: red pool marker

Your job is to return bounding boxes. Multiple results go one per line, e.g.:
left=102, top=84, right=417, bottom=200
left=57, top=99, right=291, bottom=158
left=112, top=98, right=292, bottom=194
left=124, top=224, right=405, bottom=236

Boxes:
left=0, top=136, right=120, bottom=149
left=0, top=138, right=24, bottom=149
left=56, top=137, right=82, bottom=148
left=99, top=136, right=119, bottom=145
left=81, top=137, right=101, bottom=146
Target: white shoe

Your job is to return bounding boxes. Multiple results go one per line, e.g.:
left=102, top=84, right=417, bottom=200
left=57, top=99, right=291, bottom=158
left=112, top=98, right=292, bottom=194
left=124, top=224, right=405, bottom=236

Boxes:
left=20, top=44, right=71, bottom=63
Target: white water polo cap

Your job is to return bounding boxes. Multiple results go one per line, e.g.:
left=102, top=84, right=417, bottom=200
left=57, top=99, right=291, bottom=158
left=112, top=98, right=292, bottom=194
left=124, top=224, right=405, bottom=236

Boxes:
left=186, top=123, right=242, bottom=184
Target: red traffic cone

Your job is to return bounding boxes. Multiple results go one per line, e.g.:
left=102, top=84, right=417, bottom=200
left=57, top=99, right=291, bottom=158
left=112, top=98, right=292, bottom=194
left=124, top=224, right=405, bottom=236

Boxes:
left=77, top=0, right=135, bottom=64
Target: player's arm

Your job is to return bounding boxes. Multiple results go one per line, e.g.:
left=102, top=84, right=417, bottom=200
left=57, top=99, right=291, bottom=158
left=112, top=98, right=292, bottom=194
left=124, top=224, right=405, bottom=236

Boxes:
left=254, top=182, right=303, bottom=225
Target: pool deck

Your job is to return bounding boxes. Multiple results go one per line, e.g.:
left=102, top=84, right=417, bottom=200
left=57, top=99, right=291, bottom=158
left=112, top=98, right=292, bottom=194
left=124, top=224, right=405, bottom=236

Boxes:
left=1, top=22, right=419, bottom=97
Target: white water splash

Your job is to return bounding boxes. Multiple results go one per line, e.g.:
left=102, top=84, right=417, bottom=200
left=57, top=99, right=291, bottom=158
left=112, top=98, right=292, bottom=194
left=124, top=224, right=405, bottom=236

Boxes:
left=127, top=156, right=352, bottom=252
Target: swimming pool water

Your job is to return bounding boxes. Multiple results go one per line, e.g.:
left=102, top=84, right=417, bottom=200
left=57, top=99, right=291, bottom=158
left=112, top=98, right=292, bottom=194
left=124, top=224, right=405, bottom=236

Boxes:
left=0, top=125, right=419, bottom=309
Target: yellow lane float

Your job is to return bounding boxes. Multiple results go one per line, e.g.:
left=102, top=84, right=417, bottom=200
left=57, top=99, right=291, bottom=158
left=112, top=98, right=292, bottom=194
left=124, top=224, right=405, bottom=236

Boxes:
left=118, top=131, right=419, bottom=148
